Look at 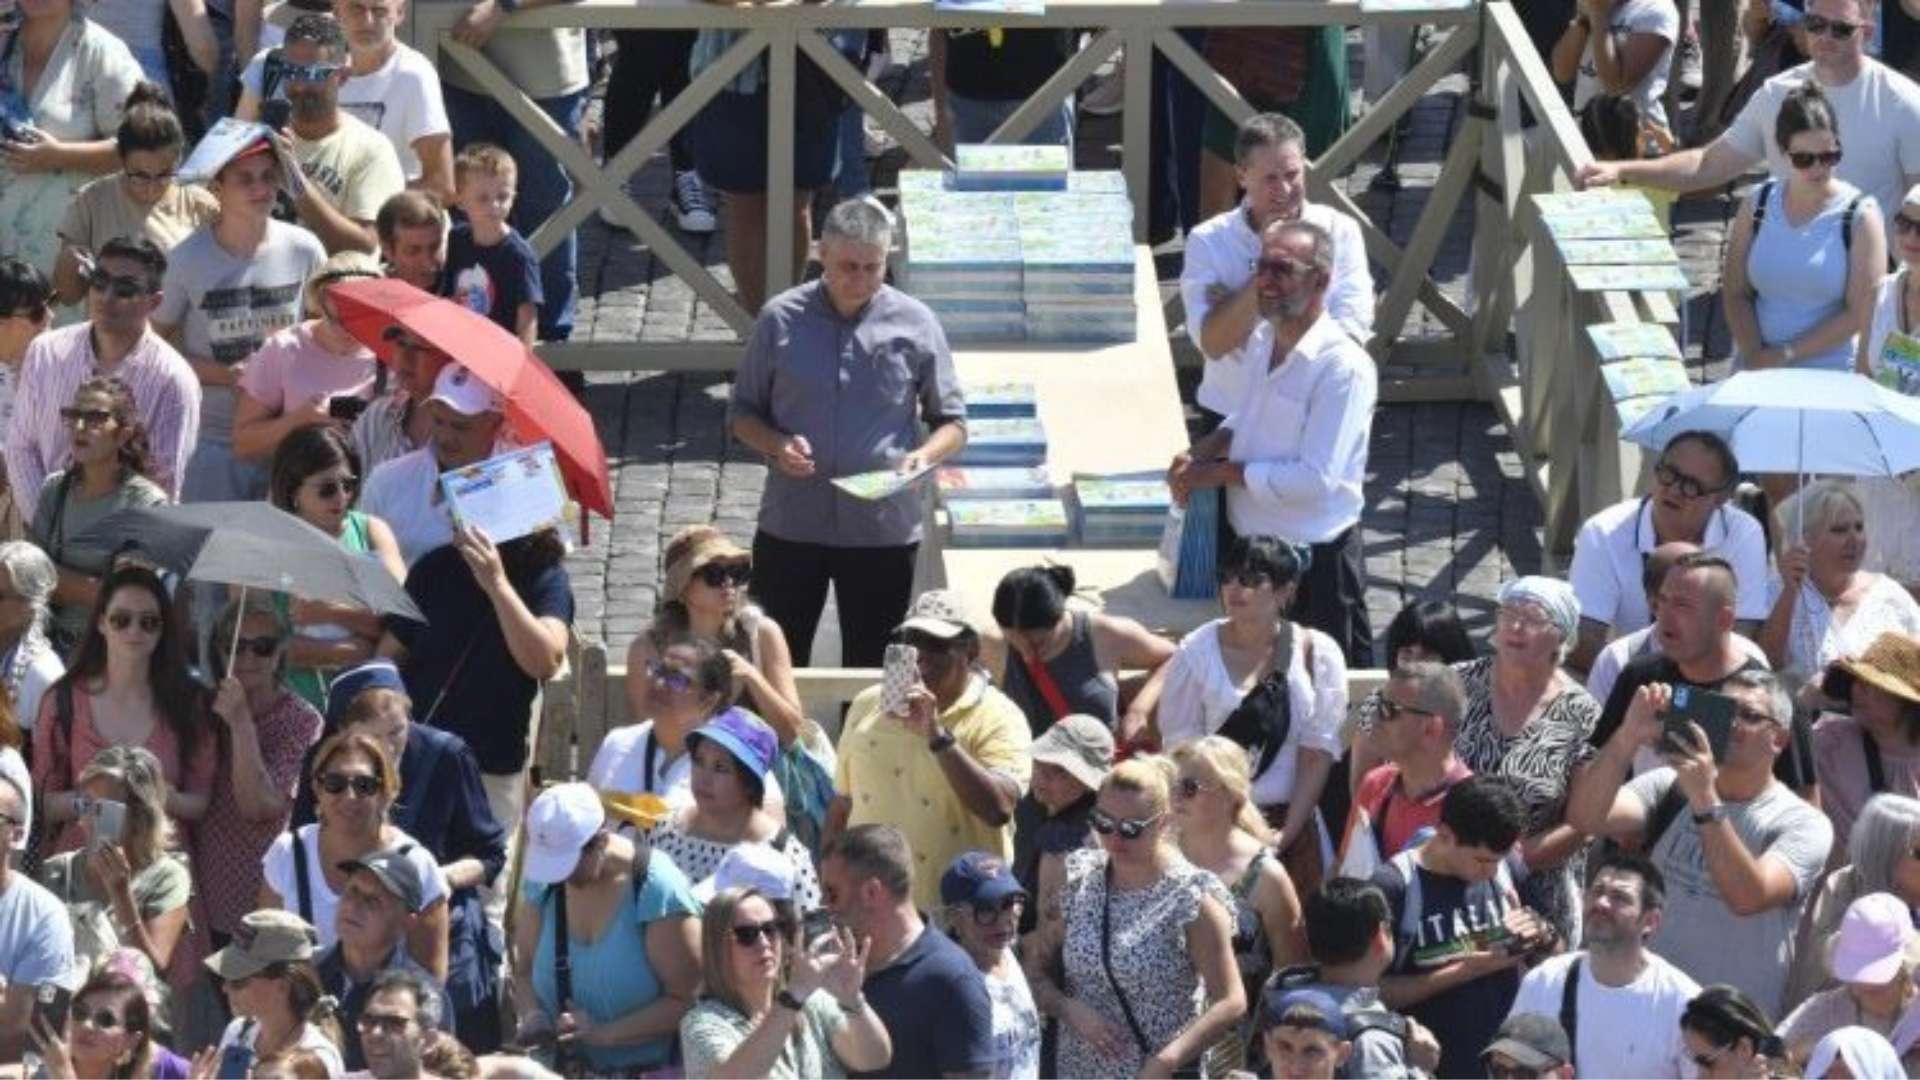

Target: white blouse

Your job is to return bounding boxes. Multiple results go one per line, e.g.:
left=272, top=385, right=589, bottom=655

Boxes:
left=1157, top=619, right=1347, bottom=806
left=1765, top=570, right=1920, bottom=681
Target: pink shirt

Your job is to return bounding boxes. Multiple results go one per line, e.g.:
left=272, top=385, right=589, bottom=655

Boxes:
left=236, top=322, right=376, bottom=416
left=29, top=686, right=219, bottom=857
left=2, top=323, right=200, bottom=515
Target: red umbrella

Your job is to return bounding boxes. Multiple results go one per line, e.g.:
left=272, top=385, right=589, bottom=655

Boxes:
left=326, top=278, right=613, bottom=521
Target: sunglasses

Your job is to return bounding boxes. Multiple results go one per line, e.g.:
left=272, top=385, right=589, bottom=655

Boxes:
left=73, top=1008, right=123, bottom=1031
left=357, top=1011, right=413, bottom=1034
left=1485, top=1062, right=1541, bottom=1080
left=1897, top=213, right=1920, bottom=237
left=1787, top=148, right=1844, bottom=170
left=1378, top=698, right=1438, bottom=722
left=106, top=610, right=163, bottom=633
left=1653, top=461, right=1728, bottom=500
left=1173, top=776, right=1215, bottom=800
left=963, top=894, right=1025, bottom=924
left=318, top=771, right=381, bottom=798
left=648, top=659, right=695, bottom=694
left=60, top=406, right=115, bottom=428
left=233, top=634, right=282, bottom=658
left=696, top=561, right=751, bottom=589
left=282, top=61, right=344, bottom=82
left=1803, top=13, right=1862, bottom=37
left=729, top=919, right=790, bottom=947
left=1090, top=808, right=1163, bottom=839
left=307, top=475, right=358, bottom=500
left=85, top=268, right=152, bottom=299
left=1255, top=257, right=1310, bottom=280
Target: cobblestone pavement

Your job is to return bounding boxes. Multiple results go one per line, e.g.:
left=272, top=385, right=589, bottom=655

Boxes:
left=563, top=29, right=1574, bottom=663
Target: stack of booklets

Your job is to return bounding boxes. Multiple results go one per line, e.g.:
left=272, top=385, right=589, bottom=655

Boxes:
left=948, top=498, right=1072, bottom=547
left=900, top=189, right=1026, bottom=343
left=1017, top=190, right=1136, bottom=344
left=1586, top=321, right=1690, bottom=429
left=1533, top=190, right=1689, bottom=293
left=937, top=466, right=1055, bottom=501
left=963, top=379, right=1038, bottom=418
left=954, top=416, right=1048, bottom=466
left=953, top=144, right=1070, bottom=191
left=1074, top=471, right=1172, bottom=546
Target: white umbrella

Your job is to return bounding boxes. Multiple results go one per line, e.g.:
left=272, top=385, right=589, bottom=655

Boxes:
left=1620, top=368, right=1920, bottom=477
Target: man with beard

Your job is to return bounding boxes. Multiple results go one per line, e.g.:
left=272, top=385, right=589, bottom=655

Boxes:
left=1506, top=850, right=1700, bottom=1077
left=274, top=13, right=406, bottom=255
left=1166, top=219, right=1378, bottom=664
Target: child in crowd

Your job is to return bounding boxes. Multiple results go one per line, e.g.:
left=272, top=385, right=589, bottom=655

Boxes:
left=442, top=143, right=542, bottom=349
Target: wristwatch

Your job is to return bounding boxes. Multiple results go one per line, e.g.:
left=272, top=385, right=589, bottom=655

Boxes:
left=776, top=989, right=809, bottom=1012
left=1692, top=804, right=1731, bottom=826
left=928, top=728, right=957, bottom=754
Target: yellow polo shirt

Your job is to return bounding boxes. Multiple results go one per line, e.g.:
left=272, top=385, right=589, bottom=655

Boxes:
left=836, top=675, right=1034, bottom=910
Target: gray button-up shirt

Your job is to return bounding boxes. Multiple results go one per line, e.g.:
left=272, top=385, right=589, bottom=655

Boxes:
left=730, top=281, right=966, bottom=547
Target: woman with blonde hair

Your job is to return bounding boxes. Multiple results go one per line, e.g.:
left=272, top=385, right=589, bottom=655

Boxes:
left=1171, top=736, right=1307, bottom=1075
left=1023, top=754, right=1246, bottom=1078
left=679, top=886, right=889, bottom=1077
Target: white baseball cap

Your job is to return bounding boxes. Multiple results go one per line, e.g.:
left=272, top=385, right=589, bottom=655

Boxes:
left=521, top=783, right=605, bottom=885
left=694, top=841, right=794, bottom=903
left=426, top=362, right=502, bottom=418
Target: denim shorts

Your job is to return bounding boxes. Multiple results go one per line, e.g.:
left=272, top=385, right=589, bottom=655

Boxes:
left=691, top=89, right=841, bottom=195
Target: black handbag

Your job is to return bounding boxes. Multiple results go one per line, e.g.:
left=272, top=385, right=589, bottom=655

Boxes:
left=1215, top=621, right=1296, bottom=778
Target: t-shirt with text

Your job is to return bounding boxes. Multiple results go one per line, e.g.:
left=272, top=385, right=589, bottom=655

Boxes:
left=442, top=222, right=543, bottom=337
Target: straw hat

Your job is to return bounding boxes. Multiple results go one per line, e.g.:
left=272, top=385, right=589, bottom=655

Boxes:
left=1823, top=633, right=1920, bottom=707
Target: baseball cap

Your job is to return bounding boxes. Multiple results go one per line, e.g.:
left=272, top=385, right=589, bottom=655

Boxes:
left=693, top=841, right=794, bottom=903
left=426, top=362, right=502, bottom=418
left=1483, top=1013, right=1571, bottom=1071
left=686, top=707, right=779, bottom=782
left=940, top=851, right=1026, bottom=908
left=521, top=782, right=605, bottom=885
left=898, top=589, right=971, bottom=640
left=339, top=847, right=428, bottom=914
left=1030, top=714, right=1114, bottom=792
left=325, top=660, right=406, bottom=729
left=204, top=910, right=319, bottom=982
left=1831, top=892, right=1920, bottom=984
left=1259, top=986, right=1350, bottom=1039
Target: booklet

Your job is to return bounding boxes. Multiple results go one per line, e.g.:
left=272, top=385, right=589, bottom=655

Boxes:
left=178, top=116, right=306, bottom=197
left=439, top=442, right=567, bottom=545
left=1567, top=263, right=1691, bottom=292
left=1587, top=321, right=1683, bottom=362
left=830, top=462, right=937, bottom=501
left=1555, top=238, right=1680, bottom=265
left=1600, top=358, right=1690, bottom=400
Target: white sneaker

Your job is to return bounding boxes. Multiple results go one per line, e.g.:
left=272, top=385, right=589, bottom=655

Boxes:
left=672, top=170, right=718, bottom=234
left=1080, top=60, right=1125, bottom=117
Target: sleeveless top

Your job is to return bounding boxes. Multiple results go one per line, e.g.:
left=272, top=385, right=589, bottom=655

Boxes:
left=1744, top=180, right=1866, bottom=372
left=1202, top=849, right=1278, bottom=1076
left=1002, top=612, right=1120, bottom=736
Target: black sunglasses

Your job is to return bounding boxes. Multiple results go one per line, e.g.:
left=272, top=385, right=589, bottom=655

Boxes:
left=1089, top=808, right=1163, bottom=839
left=308, top=475, right=358, bottom=500
left=648, top=659, right=694, bottom=693
left=1803, top=13, right=1862, bottom=37
left=964, top=894, right=1025, bottom=924
left=86, top=268, right=152, bottom=299
left=357, top=1011, right=413, bottom=1034
left=73, top=1007, right=123, bottom=1031
left=696, top=561, right=751, bottom=588
left=60, top=406, right=114, bottom=427
left=106, top=610, right=163, bottom=633
left=729, top=919, right=791, bottom=947
left=1787, top=148, right=1844, bottom=170
left=233, top=634, right=282, bottom=658
left=1378, top=698, right=1439, bottom=722
left=1173, top=776, right=1214, bottom=800
left=318, top=771, right=381, bottom=798
left=1897, top=213, right=1920, bottom=237
left=1255, top=257, right=1310, bottom=280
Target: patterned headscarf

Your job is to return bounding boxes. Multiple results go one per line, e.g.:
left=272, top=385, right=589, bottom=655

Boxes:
left=1497, top=576, right=1581, bottom=643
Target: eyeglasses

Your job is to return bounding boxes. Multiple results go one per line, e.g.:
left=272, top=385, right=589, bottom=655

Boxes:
left=1787, top=148, right=1844, bottom=170
left=357, top=1011, right=414, bottom=1034
left=1689, top=1043, right=1729, bottom=1069
left=1255, top=257, right=1310, bottom=280
left=282, top=61, right=344, bottom=82
left=73, top=1008, right=123, bottom=1032
left=1218, top=568, right=1274, bottom=590
left=696, top=561, right=751, bottom=589
left=318, top=771, right=381, bottom=798
left=1733, top=705, right=1778, bottom=727
left=85, top=268, right=152, bottom=299
left=0, top=813, right=21, bottom=830
left=1378, top=698, right=1439, bottom=722
left=963, top=894, right=1025, bottom=924
left=1173, top=776, right=1215, bottom=800
left=60, top=406, right=114, bottom=428
left=123, top=168, right=175, bottom=185
left=647, top=659, right=694, bottom=694
left=1495, top=606, right=1555, bottom=632
left=1803, top=13, right=1862, bottom=38
left=106, top=610, right=163, bottom=633
left=1654, top=461, right=1729, bottom=500
left=1897, top=213, right=1920, bottom=237
left=307, top=475, right=358, bottom=500
left=233, top=634, right=282, bottom=658
left=729, top=919, right=790, bottom=947
left=1089, top=808, right=1163, bottom=839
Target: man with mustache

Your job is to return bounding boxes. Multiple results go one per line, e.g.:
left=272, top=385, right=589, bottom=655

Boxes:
left=274, top=13, right=405, bottom=255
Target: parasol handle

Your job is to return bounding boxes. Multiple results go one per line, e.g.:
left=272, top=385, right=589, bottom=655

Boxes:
left=226, top=584, right=247, bottom=680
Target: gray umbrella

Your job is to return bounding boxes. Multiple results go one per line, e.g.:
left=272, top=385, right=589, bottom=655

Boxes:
left=72, top=501, right=423, bottom=622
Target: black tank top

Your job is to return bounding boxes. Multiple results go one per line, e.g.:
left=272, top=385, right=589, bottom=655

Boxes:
left=1002, top=611, right=1120, bottom=736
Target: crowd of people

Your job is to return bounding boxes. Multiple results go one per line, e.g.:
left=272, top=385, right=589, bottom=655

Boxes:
left=9, top=0, right=1920, bottom=1075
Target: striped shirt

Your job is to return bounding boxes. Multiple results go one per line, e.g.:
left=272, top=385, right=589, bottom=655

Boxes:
left=348, top=391, right=420, bottom=474
left=2, top=322, right=202, bottom=516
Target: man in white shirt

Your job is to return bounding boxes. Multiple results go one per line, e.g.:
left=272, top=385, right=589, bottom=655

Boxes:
left=1180, top=112, right=1373, bottom=428
left=1587, top=540, right=1770, bottom=705
left=1566, top=431, right=1769, bottom=674
left=362, top=361, right=503, bottom=567
left=1508, top=849, right=1701, bottom=1078
left=1169, top=218, right=1377, bottom=664
left=1580, top=0, right=1920, bottom=249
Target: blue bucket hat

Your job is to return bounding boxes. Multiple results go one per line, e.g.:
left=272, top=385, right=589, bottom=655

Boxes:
left=687, top=707, right=778, bottom=781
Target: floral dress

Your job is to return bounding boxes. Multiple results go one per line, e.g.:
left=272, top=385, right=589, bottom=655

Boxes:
left=648, top=815, right=823, bottom=912
left=1056, top=847, right=1232, bottom=1079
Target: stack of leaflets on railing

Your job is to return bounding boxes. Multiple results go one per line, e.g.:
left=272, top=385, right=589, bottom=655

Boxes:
left=902, top=190, right=1025, bottom=342
left=954, top=143, right=1070, bottom=191
left=1567, top=263, right=1691, bottom=292
left=948, top=498, right=1072, bottom=547
left=1586, top=321, right=1683, bottom=361
left=1018, top=191, right=1136, bottom=343
left=1600, top=357, right=1690, bottom=400
left=1533, top=189, right=1668, bottom=243
left=1157, top=487, right=1219, bottom=599
left=962, top=379, right=1038, bottom=418
left=955, top=416, right=1048, bottom=466
left=1074, top=471, right=1172, bottom=546
left=937, top=465, right=1055, bottom=501
left=1555, top=239, right=1680, bottom=265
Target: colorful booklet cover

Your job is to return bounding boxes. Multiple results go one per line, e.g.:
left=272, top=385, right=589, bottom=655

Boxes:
left=179, top=117, right=306, bottom=197
left=439, top=442, right=566, bottom=544
left=830, top=462, right=937, bottom=501
left=1587, top=321, right=1683, bottom=362
left=1567, top=263, right=1691, bottom=292
left=963, top=380, right=1038, bottom=417
left=1600, top=358, right=1691, bottom=400
left=937, top=466, right=1054, bottom=500
left=1555, top=239, right=1680, bottom=265
left=1534, top=190, right=1667, bottom=242
left=947, top=498, right=1071, bottom=546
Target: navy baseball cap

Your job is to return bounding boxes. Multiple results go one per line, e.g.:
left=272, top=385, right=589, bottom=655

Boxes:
left=940, top=851, right=1026, bottom=908
left=1261, top=986, right=1350, bottom=1039
left=326, top=660, right=406, bottom=729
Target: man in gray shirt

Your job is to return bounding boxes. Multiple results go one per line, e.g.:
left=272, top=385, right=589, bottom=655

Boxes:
left=728, top=197, right=967, bottom=666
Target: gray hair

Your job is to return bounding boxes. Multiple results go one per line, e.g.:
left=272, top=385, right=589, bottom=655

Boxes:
left=1774, top=479, right=1864, bottom=556
left=368, top=966, right=444, bottom=1030
left=0, top=541, right=56, bottom=627
left=1722, top=669, right=1794, bottom=730
left=1388, top=660, right=1466, bottom=737
left=1233, top=112, right=1305, bottom=166
left=1849, top=794, right=1920, bottom=894
left=1264, top=218, right=1333, bottom=276
left=821, top=197, right=895, bottom=251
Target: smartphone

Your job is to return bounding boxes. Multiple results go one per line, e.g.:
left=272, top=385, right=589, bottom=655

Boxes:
left=801, top=908, right=836, bottom=948
left=91, top=799, right=126, bottom=845
left=216, top=1019, right=257, bottom=1080
left=31, top=984, right=70, bottom=1033
left=1660, top=686, right=1736, bottom=763
left=328, top=395, right=368, bottom=423
left=881, top=643, right=919, bottom=717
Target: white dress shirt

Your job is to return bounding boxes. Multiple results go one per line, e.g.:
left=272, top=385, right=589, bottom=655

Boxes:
left=1181, top=200, right=1374, bottom=415
left=1221, top=313, right=1376, bottom=544
left=1567, top=496, right=1771, bottom=635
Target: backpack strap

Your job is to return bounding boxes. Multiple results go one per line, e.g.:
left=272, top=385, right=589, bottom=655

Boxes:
left=1388, top=849, right=1424, bottom=949
left=1843, top=193, right=1863, bottom=253
left=1752, top=178, right=1776, bottom=227
left=289, top=828, right=314, bottom=926
left=1644, top=783, right=1690, bottom=853
left=1560, top=956, right=1583, bottom=1073
left=1864, top=728, right=1889, bottom=794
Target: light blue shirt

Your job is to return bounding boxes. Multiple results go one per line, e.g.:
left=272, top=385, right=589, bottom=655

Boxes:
left=1744, top=180, right=1871, bottom=372
left=0, top=873, right=77, bottom=990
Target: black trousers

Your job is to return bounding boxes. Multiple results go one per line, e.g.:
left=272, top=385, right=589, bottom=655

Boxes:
left=1296, top=525, right=1375, bottom=668
left=751, top=530, right=919, bottom=668
left=605, top=30, right=696, bottom=173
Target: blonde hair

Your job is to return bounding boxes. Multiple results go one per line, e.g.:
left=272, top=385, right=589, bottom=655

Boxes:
left=1170, top=736, right=1273, bottom=843
left=1774, top=479, right=1864, bottom=554
left=1102, top=754, right=1177, bottom=820
left=304, top=250, right=383, bottom=314
left=77, top=745, right=172, bottom=873
left=699, top=888, right=788, bottom=1016
left=454, top=143, right=517, bottom=189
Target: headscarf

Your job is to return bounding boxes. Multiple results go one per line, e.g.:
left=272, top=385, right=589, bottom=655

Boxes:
left=1806, top=1027, right=1905, bottom=1080
left=1497, top=576, right=1581, bottom=643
